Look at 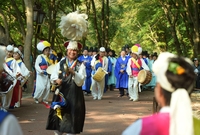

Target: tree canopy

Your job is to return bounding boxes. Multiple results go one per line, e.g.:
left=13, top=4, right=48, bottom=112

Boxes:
left=0, top=0, right=199, bottom=58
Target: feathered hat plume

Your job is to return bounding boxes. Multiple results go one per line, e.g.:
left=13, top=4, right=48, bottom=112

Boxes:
left=59, top=11, right=88, bottom=41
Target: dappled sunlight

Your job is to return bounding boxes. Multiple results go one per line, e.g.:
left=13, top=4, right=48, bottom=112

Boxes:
left=19, top=120, right=32, bottom=124
left=11, top=90, right=155, bottom=135
left=81, top=90, right=154, bottom=134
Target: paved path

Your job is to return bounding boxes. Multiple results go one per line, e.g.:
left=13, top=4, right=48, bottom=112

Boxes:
left=9, top=90, right=154, bottom=135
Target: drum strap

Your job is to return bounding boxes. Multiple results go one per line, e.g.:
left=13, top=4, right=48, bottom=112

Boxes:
left=41, top=54, right=51, bottom=65
left=16, top=59, right=22, bottom=67
left=131, top=58, right=141, bottom=69
left=5, top=57, right=14, bottom=63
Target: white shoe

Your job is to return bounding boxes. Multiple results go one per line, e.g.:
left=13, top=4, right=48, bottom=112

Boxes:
left=98, top=98, right=101, bottom=100
left=34, top=98, right=39, bottom=104
left=14, top=102, right=20, bottom=108
left=133, top=99, right=138, bottom=102
left=93, top=97, right=97, bottom=100
left=129, top=98, right=133, bottom=101
left=42, top=100, right=48, bottom=104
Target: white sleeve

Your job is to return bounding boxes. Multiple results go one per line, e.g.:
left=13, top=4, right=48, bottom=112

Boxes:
left=103, top=57, right=108, bottom=71
left=11, top=60, right=21, bottom=77
left=34, top=55, right=43, bottom=74
left=3, top=63, right=14, bottom=77
left=90, top=56, right=96, bottom=67
left=122, top=119, right=142, bottom=135
left=0, top=115, right=23, bottom=135
left=74, top=63, right=86, bottom=86
left=126, top=59, right=132, bottom=76
left=141, top=59, right=149, bottom=71
left=20, top=62, right=30, bottom=77
left=50, top=62, right=60, bottom=83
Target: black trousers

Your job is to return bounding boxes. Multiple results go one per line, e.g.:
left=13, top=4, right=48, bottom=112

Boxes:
left=119, top=88, right=124, bottom=96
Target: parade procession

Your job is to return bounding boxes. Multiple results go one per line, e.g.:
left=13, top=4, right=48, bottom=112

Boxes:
left=0, top=1, right=200, bottom=135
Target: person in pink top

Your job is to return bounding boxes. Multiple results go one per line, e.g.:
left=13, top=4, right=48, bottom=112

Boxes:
left=126, top=44, right=149, bottom=101
left=122, top=52, right=200, bottom=135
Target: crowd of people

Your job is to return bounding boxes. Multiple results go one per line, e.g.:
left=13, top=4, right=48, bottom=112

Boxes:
left=0, top=41, right=200, bottom=135
left=0, top=44, right=31, bottom=110
left=75, top=44, right=158, bottom=102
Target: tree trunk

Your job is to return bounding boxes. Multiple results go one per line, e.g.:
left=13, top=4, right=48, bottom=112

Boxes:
left=48, top=0, right=56, bottom=49
left=91, top=0, right=101, bottom=47
left=160, top=1, right=182, bottom=55
left=101, top=0, right=105, bottom=47
left=182, top=0, right=199, bottom=57
left=11, top=0, right=26, bottom=41
left=192, top=0, right=199, bottom=57
left=0, top=9, right=9, bottom=45
left=24, top=0, right=34, bottom=93
left=105, top=0, right=109, bottom=48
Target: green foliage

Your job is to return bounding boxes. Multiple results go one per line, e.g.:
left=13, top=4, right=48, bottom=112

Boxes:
left=0, top=0, right=198, bottom=57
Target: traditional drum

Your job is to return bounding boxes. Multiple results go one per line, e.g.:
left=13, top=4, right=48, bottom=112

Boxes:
left=137, top=70, right=152, bottom=85
left=92, top=67, right=108, bottom=82
left=0, top=71, right=15, bottom=92
left=46, top=64, right=57, bottom=75
left=20, top=73, right=31, bottom=87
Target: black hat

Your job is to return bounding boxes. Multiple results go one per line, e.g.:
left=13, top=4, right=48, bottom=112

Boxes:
left=93, top=47, right=98, bottom=52
left=112, top=50, right=116, bottom=57
left=124, top=44, right=129, bottom=49
left=152, top=52, right=158, bottom=57
left=121, top=47, right=126, bottom=51
left=88, top=47, right=93, bottom=52
left=83, top=46, right=89, bottom=51
left=106, top=47, right=111, bottom=53
left=142, top=51, right=148, bottom=56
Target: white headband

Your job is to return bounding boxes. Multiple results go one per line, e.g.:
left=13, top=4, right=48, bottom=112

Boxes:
left=152, top=52, right=193, bottom=135
left=152, top=52, right=176, bottom=92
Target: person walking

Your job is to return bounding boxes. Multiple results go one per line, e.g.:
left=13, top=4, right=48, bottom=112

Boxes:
left=126, top=44, right=149, bottom=101
left=91, top=47, right=108, bottom=100
left=33, top=41, right=51, bottom=104
left=4, top=45, right=21, bottom=109
left=46, top=11, right=88, bottom=135
left=47, top=40, right=86, bottom=135
left=13, top=47, right=31, bottom=107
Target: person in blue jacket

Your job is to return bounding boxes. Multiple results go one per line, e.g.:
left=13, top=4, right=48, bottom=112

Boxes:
left=78, top=47, right=92, bottom=95
left=114, top=48, right=129, bottom=97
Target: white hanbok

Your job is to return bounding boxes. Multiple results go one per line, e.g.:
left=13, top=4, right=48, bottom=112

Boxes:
left=90, top=55, right=108, bottom=100
left=50, top=58, right=86, bottom=87
left=33, top=54, right=50, bottom=101
left=126, top=58, right=149, bottom=101
left=1, top=59, right=21, bottom=109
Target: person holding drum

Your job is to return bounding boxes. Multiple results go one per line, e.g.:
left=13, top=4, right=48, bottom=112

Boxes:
left=126, top=44, right=149, bottom=102
left=0, top=46, right=23, bottom=135
left=122, top=52, right=200, bottom=135
left=33, top=41, right=51, bottom=104
left=91, top=47, right=108, bottom=100
left=13, top=47, right=31, bottom=107
left=3, top=45, right=21, bottom=109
